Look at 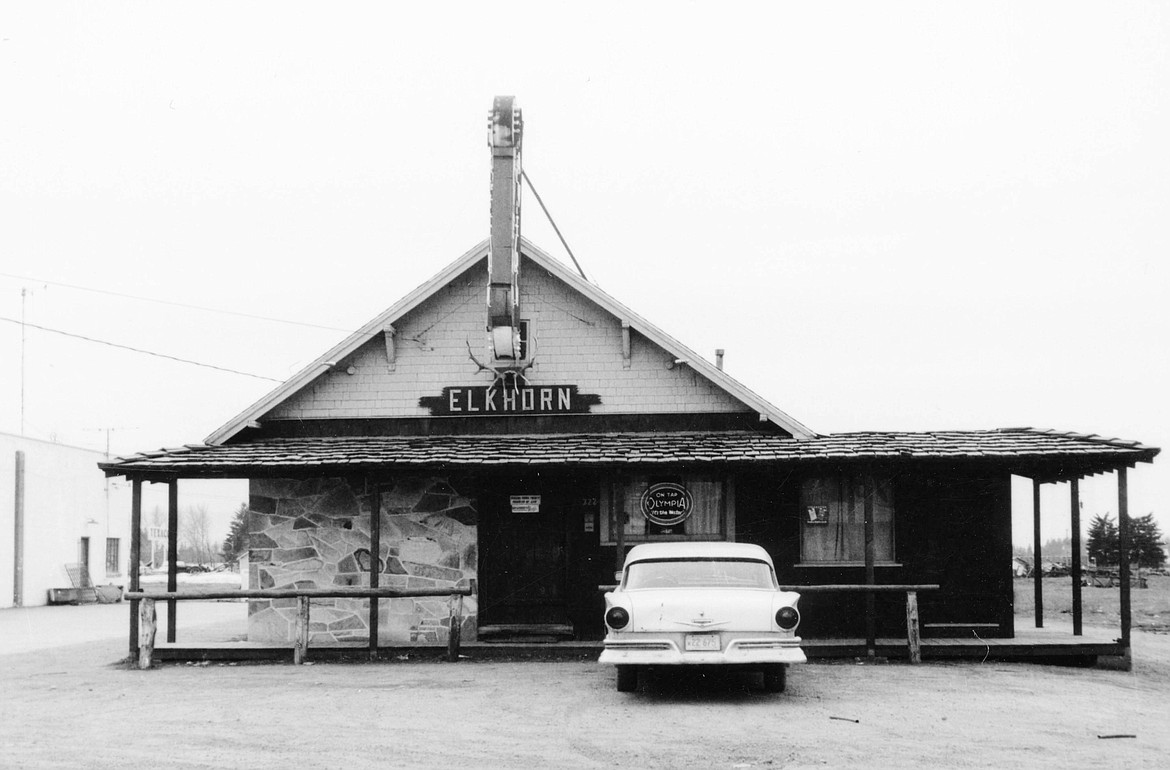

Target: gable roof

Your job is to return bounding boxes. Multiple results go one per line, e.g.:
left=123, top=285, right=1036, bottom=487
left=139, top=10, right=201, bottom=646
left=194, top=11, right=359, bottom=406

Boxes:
left=205, top=238, right=815, bottom=444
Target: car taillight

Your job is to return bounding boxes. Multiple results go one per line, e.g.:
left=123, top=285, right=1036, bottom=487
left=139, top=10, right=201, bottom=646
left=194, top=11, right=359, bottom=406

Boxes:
left=606, top=607, right=630, bottom=630
left=775, top=606, right=800, bottom=630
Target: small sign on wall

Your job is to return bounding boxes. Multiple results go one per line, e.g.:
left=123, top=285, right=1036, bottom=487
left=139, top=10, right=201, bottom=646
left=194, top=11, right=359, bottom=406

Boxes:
left=806, top=505, right=829, bottom=525
left=510, top=495, right=542, bottom=514
left=583, top=512, right=596, bottom=532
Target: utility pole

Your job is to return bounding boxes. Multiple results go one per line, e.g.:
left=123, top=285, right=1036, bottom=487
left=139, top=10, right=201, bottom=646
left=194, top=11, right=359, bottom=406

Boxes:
left=104, top=428, right=111, bottom=539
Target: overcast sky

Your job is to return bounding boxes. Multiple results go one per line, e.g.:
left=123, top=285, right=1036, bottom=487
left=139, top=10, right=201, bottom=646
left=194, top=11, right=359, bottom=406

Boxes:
left=2, top=2, right=1166, bottom=545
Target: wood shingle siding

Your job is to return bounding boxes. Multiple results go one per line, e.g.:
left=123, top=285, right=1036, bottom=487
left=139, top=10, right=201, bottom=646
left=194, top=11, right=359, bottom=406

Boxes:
left=267, top=257, right=749, bottom=422
left=204, top=239, right=814, bottom=445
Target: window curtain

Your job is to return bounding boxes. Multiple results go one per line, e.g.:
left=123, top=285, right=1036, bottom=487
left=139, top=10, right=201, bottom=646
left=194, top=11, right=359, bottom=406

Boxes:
left=800, top=476, right=893, bottom=562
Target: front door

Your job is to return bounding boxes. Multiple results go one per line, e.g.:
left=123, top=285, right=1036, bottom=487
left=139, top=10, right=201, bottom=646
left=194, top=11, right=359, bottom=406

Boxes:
left=478, top=481, right=570, bottom=628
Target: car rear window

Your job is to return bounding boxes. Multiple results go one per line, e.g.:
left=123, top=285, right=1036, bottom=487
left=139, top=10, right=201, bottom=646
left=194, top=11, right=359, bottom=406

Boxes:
left=624, top=559, right=777, bottom=589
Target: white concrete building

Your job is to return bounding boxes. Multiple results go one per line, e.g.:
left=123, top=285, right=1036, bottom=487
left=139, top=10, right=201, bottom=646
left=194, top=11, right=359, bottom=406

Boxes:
left=1, top=433, right=132, bottom=608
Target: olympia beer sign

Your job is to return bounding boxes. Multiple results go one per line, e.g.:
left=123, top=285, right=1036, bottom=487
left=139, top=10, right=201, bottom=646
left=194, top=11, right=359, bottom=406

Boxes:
left=640, top=482, right=694, bottom=527
left=419, top=384, right=601, bottom=416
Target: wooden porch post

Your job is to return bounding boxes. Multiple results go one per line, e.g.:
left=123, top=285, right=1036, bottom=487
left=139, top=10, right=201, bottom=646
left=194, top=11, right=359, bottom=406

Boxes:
left=167, top=478, right=179, bottom=643
left=369, top=480, right=381, bottom=660
left=138, top=597, right=156, bottom=669
left=293, top=595, right=310, bottom=664
left=447, top=593, right=464, bottom=662
left=864, top=475, right=876, bottom=657
left=613, top=479, right=626, bottom=575
left=1118, top=466, right=1131, bottom=650
left=129, top=478, right=143, bottom=658
left=905, top=590, right=921, bottom=664
left=1032, top=478, right=1043, bottom=628
left=1070, top=477, right=1083, bottom=636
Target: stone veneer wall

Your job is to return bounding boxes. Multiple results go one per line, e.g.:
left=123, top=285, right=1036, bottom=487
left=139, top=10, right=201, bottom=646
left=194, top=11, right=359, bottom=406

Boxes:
left=247, top=476, right=477, bottom=646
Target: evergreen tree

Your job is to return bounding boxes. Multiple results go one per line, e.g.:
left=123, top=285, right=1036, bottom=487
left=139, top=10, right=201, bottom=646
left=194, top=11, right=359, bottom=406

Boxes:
left=1086, top=514, right=1119, bottom=566
left=221, top=502, right=250, bottom=565
left=1086, top=512, right=1165, bottom=569
left=1129, top=513, right=1166, bottom=569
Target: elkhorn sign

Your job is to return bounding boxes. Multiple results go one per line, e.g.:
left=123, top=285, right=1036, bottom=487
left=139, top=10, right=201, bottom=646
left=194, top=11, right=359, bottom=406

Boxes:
left=419, top=385, right=601, bottom=416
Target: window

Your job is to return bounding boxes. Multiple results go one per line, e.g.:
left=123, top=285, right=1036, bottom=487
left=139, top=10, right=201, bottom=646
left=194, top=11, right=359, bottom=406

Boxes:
left=105, top=538, right=121, bottom=576
left=517, top=320, right=530, bottom=360
left=79, top=537, right=90, bottom=569
left=601, top=474, right=732, bottom=544
left=800, top=475, right=895, bottom=564
left=492, top=320, right=531, bottom=361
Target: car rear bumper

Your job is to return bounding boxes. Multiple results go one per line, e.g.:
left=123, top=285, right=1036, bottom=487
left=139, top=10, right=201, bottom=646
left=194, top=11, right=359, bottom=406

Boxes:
left=599, top=635, right=807, bottom=666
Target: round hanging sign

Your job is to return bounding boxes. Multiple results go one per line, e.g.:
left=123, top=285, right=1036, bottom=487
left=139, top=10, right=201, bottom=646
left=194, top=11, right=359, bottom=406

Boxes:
left=640, top=482, right=694, bottom=526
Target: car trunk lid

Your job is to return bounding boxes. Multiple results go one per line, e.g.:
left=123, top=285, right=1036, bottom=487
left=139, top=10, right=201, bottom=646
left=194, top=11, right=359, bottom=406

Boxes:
left=627, top=588, right=777, bottom=633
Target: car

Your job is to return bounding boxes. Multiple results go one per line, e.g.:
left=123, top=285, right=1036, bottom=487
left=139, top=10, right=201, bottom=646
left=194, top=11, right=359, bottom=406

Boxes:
left=599, top=541, right=805, bottom=693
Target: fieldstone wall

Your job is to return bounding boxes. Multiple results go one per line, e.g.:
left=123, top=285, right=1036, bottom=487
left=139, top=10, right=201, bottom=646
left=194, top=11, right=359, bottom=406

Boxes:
left=247, top=476, right=477, bottom=646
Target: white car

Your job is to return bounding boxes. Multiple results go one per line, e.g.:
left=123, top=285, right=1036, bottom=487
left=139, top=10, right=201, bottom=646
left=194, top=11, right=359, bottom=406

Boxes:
left=599, top=542, right=806, bottom=692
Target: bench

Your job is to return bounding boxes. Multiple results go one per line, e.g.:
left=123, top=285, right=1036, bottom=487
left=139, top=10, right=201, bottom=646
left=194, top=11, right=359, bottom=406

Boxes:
left=923, top=622, right=999, bottom=638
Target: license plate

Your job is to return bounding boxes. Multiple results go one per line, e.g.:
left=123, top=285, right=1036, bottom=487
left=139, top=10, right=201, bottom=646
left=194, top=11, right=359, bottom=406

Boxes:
left=685, top=634, right=720, bottom=651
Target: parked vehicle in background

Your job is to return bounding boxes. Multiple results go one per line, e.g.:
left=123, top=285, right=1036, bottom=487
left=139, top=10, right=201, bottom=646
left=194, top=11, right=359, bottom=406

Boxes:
left=599, top=542, right=805, bottom=693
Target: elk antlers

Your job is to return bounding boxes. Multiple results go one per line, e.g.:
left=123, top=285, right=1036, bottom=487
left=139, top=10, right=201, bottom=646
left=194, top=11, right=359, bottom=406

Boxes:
left=465, top=340, right=536, bottom=397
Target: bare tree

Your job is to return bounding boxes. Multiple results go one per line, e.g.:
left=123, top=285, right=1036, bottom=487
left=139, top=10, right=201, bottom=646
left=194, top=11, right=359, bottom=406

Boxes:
left=140, top=505, right=167, bottom=568
left=180, top=504, right=218, bottom=566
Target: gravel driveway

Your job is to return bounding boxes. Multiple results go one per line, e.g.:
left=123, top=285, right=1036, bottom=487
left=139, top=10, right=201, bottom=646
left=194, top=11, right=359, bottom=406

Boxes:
left=2, top=604, right=1168, bottom=769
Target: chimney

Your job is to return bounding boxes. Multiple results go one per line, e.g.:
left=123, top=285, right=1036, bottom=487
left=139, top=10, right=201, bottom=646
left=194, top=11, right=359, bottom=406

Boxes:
left=487, top=96, right=523, bottom=359
left=715, top=349, right=725, bottom=371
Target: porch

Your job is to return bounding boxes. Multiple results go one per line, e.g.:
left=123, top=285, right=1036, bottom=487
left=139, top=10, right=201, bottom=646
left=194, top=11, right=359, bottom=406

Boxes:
left=97, top=428, right=1158, bottom=668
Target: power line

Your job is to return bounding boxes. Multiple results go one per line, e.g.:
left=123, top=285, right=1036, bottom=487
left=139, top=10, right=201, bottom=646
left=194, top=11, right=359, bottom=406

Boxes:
left=0, top=270, right=351, bottom=332
left=520, top=170, right=592, bottom=283
left=0, top=316, right=284, bottom=383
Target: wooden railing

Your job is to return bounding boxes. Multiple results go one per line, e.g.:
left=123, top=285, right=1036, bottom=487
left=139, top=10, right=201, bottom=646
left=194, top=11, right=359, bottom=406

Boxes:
left=598, top=582, right=939, bottom=663
left=125, top=585, right=475, bottom=670
left=778, top=584, right=939, bottom=664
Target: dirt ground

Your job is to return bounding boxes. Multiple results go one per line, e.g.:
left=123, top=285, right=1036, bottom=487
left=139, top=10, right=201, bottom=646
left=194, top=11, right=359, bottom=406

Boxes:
left=2, top=605, right=1169, bottom=769
left=1014, top=575, right=1170, bottom=632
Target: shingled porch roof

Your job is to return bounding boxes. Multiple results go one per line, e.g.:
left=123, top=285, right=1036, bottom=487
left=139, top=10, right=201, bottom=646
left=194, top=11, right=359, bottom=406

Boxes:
left=99, top=428, right=1158, bottom=481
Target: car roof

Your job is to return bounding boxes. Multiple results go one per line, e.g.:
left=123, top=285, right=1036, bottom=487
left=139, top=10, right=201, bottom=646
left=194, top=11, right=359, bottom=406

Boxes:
left=623, top=542, right=774, bottom=567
